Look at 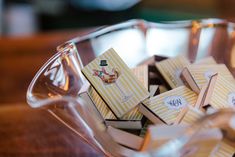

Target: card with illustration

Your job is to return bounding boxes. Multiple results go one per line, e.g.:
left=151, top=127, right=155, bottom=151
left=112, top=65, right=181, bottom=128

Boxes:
left=82, top=48, right=150, bottom=118
left=140, top=86, right=198, bottom=125
left=155, top=56, right=190, bottom=89
left=87, top=65, right=148, bottom=129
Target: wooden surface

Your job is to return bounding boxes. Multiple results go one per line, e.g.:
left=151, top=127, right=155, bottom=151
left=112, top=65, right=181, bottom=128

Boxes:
left=0, top=104, right=102, bottom=157
left=0, top=28, right=103, bottom=156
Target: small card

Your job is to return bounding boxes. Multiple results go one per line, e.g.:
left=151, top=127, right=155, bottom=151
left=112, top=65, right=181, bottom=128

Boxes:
left=141, top=86, right=198, bottom=125
left=87, top=67, right=148, bottom=129
left=88, top=64, right=150, bottom=121
left=205, top=74, right=235, bottom=109
left=155, top=56, right=190, bottom=88
left=82, top=48, right=150, bottom=118
left=88, top=86, right=143, bottom=120
left=182, top=70, right=235, bottom=109
left=181, top=64, right=234, bottom=93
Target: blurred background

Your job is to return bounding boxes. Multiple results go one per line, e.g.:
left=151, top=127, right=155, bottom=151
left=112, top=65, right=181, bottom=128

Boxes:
left=1, top=0, right=235, bottom=103
left=1, top=0, right=235, bottom=36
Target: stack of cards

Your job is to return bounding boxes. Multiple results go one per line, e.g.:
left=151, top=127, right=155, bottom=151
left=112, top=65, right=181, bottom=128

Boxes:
left=79, top=48, right=235, bottom=156
left=87, top=86, right=146, bottom=129
left=80, top=49, right=150, bottom=129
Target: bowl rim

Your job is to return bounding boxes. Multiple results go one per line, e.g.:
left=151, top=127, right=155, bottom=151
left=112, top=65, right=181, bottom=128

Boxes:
left=27, top=18, right=235, bottom=107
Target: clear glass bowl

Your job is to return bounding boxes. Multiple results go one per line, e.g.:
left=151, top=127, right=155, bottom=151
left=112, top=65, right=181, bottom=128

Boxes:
left=27, top=19, right=235, bottom=156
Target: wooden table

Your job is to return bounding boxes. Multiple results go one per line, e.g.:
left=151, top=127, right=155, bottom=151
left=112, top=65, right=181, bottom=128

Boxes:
left=0, top=28, right=103, bottom=156
left=0, top=104, right=102, bottom=157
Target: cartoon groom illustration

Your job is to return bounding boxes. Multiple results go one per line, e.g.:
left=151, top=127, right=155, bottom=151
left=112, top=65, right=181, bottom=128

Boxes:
left=93, top=60, right=132, bottom=102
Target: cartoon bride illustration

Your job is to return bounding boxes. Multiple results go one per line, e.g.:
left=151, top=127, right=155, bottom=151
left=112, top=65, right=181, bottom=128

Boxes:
left=93, top=60, right=132, bottom=102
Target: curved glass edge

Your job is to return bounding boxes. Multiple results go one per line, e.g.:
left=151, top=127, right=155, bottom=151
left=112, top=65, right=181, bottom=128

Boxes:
left=26, top=51, right=62, bottom=107
left=64, top=18, right=235, bottom=45
left=26, top=42, right=85, bottom=108
left=27, top=18, right=235, bottom=107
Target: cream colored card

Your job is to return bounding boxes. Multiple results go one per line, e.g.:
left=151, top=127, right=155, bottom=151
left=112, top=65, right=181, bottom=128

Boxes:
left=182, top=64, right=234, bottom=91
left=82, top=48, right=150, bottom=118
left=88, top=86, right=114, bottom=119
left=194, top=56, right=217, bottom=65
left=142, top=86, right=198, bottom=125
left=207, top=74, right=235, bottom=109
left=155, top=56, right=190, bottom=88
left=88, top=86, right=143, bottom=120
left=185, top=73, right=235, bottom=109
left=88, top=64, right=150, bottom=120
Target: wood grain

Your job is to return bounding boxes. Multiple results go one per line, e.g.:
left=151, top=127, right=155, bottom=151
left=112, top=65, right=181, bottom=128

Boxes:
left=0, top=104, right=102, bottom=157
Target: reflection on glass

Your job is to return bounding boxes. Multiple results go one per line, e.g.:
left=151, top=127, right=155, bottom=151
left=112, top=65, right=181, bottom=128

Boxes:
left=196, top=28, right=215, bottom=60
left=147, top=28, right=189, bottom=57
left=27, top=42, right=86, bottom=107
left=91, top=28, right=148, bottom=67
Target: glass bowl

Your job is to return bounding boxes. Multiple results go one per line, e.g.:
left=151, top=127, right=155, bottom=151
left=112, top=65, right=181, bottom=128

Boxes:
left=27, top=19, right=235, bottom=156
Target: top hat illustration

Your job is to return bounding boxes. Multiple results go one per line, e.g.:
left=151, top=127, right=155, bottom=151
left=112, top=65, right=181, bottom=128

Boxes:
left=100, top=60, right=108, bottom=66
